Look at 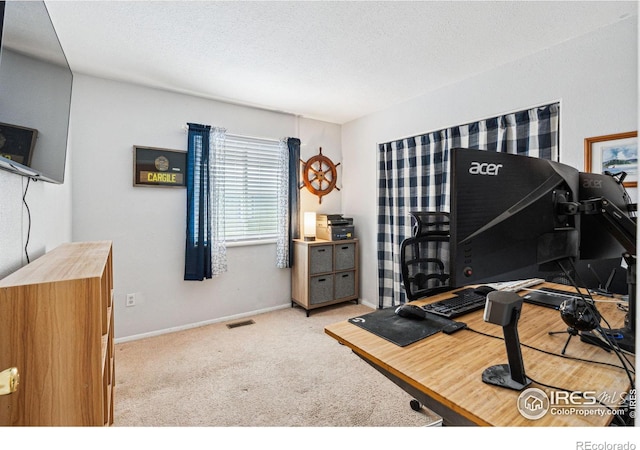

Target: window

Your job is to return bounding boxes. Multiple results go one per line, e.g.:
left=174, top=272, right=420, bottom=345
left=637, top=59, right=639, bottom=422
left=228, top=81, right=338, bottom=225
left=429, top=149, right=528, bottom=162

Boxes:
left=219, top=134, right=283, bottom=243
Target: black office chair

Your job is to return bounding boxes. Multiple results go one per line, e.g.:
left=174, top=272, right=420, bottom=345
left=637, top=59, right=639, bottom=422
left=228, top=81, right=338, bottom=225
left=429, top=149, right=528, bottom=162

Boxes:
left=400, top=212, right=451, bottom=302
left=399, top=212, right=452, bottom=414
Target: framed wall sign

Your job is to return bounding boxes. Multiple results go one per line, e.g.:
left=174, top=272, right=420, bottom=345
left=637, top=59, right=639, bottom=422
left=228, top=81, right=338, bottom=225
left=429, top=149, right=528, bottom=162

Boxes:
left=133, top=146, right=187, bottom=188
left=0, top=122, right=38, bottom=166
left=584, top=131, right=637, bottom=188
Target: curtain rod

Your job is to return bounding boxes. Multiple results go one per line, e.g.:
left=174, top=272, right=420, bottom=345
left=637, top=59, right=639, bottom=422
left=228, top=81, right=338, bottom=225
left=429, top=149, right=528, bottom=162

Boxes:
left=382, top=99, right=561, bottom=145
left=226, top=132, right=281, bottom=143
left=182, top=124, right=285, bottom=143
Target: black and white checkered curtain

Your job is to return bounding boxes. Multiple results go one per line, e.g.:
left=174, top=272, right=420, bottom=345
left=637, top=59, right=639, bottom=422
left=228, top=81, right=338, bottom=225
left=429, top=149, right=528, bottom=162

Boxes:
left=377, top=103, right=559, bottom=308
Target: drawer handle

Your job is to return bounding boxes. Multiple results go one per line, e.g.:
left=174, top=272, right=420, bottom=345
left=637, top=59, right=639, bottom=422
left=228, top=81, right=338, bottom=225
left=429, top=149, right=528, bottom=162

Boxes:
left=318, top=278, right=327, bottom=282
left=318, top=249, right=326, bottom=252
left=341, top=246, right=349, bottom=250
left=0, top=367, right=19, bottom=395
left=342, top=274, right=349, bottom=278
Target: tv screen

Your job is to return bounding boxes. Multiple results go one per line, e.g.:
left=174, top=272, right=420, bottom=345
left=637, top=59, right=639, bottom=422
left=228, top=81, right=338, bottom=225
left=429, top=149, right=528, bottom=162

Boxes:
left=0, top=1, right=72, bottom=183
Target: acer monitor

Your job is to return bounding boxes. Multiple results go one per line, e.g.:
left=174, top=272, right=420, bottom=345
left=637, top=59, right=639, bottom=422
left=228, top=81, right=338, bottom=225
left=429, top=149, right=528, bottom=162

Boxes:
left=449, top=148, right=580, bottom=287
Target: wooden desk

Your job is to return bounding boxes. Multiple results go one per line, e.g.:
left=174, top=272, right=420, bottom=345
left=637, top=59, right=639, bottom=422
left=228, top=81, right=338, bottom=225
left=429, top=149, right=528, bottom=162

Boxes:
left=325, top=283, right=635, bottom=426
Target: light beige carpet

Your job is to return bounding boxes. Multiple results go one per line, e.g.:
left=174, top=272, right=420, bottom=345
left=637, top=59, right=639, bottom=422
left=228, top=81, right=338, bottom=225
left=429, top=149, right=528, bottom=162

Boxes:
left=113, top=302, right=441, bottom=427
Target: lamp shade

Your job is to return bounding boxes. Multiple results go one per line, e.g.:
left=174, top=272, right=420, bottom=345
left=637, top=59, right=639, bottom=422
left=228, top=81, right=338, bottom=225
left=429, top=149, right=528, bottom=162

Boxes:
left=303, top=212, right=316, bottom=241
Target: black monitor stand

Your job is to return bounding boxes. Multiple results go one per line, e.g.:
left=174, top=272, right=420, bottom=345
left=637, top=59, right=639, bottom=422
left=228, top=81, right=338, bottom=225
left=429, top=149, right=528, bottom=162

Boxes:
left=574, top=191, right=636, bottom=355
left=603, top=254, right=634, bottom=353
left=581, top=254, right=635, bottom=354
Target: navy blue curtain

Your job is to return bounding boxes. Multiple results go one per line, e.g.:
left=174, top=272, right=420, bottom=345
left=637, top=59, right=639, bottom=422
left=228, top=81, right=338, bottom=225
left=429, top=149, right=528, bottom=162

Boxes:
left=287, top=138, right=301, bottom=264
left=185, top=123, right=212, bottom=281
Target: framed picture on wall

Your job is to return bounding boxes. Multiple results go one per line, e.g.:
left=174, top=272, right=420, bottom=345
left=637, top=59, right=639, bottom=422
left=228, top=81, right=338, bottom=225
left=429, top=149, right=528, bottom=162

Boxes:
left=584, top=131, right=637, bottom=188
left=133, top=146, right=187, bottom=188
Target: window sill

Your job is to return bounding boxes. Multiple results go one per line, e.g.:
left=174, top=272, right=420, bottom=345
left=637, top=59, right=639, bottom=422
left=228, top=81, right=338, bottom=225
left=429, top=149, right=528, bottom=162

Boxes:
left=226, top=238, right=277, bottom=248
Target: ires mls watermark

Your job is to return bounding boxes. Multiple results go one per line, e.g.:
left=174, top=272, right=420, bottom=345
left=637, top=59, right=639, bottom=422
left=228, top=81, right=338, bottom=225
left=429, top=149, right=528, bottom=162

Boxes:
left=516, top=387, right=636, bottom=421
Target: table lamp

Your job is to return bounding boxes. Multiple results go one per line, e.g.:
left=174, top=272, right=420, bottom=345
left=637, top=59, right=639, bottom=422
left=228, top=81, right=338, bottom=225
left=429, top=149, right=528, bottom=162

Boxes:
left=303, top=212, right=316, bottom=241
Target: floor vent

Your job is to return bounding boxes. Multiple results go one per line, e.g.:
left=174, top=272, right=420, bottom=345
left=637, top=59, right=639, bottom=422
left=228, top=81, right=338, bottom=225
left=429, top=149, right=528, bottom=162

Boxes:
left=226, top=319, right=255, bottom=329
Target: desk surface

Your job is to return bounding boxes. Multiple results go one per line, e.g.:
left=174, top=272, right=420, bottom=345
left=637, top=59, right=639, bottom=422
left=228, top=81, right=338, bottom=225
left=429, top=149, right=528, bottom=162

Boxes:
left=325, top=283, right=635, bottom=426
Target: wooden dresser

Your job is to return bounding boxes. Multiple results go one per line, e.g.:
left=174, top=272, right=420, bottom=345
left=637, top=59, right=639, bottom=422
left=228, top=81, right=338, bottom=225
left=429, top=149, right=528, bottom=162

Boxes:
left=0, top=241, right=115, bottom=426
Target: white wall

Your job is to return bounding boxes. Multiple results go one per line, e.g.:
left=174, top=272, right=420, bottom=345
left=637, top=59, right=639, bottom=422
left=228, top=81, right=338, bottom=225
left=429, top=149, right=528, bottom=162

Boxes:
left=341, top=17, right=638, bottom=308
left=298, top=118, right=343, bottom=217
left=0, top=150, right=72, bottom=279
left=69, top=75, right=342, bottom=339
left=0, top=175, right=28, bottom=278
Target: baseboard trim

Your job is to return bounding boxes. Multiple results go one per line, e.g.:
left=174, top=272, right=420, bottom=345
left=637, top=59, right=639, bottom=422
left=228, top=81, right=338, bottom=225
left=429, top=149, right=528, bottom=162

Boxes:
left=115, top=297, right=374, bottom=344
left=359, top=298, right=376, bottom=310
left=114, top=303, right=291, bottom=344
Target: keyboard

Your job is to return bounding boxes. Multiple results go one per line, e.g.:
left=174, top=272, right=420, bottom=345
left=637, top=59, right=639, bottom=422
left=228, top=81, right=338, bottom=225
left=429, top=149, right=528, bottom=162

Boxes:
left=486, top=278, right=545, bottom=292
left=422, top=288, right=487, bottom=319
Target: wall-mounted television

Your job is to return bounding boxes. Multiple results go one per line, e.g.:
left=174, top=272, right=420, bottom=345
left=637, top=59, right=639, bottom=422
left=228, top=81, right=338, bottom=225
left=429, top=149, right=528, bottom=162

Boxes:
left=0, top=1, right=73, bottom=184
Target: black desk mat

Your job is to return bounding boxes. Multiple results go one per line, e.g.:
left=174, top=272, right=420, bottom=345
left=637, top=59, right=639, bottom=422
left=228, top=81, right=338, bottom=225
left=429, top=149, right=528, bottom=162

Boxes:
left=348, top=307, right=453, bottom=347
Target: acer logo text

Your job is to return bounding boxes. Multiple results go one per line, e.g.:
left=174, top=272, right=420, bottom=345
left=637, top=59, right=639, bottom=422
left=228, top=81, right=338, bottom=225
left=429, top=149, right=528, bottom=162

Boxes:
left=582, top=179, right=603, bottom=189
left=469, top=162, right=503, bottom=176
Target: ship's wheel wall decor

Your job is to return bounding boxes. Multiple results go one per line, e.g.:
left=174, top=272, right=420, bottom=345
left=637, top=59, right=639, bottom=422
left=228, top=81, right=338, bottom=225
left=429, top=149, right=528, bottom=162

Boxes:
left=300, top=147, right=340, bottom=204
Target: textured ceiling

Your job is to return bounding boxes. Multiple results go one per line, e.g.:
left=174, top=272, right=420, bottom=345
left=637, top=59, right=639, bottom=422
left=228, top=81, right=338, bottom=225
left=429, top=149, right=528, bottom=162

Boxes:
left=44, top=1, right=637, bottom=124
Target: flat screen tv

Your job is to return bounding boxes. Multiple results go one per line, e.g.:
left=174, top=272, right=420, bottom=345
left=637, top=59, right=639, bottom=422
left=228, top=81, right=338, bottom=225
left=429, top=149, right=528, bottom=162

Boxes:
left=0, top=1, right=72, bottom=183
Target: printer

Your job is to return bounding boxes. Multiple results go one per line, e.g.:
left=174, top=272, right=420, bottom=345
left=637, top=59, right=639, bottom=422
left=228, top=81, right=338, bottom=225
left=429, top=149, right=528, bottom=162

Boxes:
left=316, top=214, right=354, bottom=240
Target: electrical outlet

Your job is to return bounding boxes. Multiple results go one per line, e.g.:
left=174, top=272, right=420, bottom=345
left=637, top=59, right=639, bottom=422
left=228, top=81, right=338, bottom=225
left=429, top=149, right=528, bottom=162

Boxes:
left=126, top=293, right=136, bottom=307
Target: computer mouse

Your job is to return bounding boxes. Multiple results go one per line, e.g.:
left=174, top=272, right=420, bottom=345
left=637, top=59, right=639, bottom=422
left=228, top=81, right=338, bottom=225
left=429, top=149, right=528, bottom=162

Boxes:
left=395, top=304, right=426, bottom=320
left=474, top=285, right=496, bottom=296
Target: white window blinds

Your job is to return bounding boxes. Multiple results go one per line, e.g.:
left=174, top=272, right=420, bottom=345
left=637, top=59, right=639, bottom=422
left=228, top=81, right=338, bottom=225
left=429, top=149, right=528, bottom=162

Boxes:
left=220, top=134, right=282, bottom=242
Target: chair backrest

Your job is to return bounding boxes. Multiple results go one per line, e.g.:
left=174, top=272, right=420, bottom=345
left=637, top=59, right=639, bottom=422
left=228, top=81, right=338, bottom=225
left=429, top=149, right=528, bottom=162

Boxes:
left=400, top=212, right=451, bottom=301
